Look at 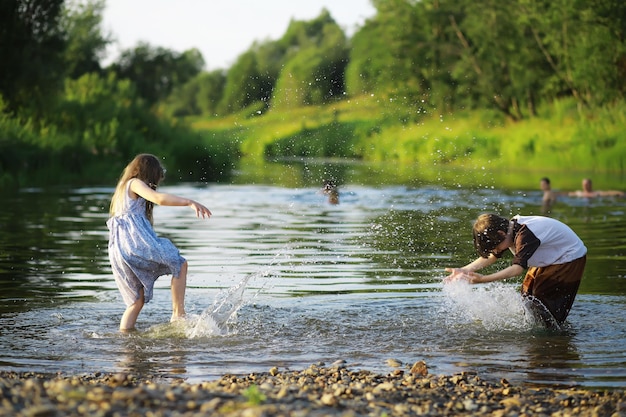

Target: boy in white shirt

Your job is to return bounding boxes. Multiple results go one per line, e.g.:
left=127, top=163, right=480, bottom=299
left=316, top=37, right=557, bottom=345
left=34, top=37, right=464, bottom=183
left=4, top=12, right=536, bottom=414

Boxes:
left=445, top=213, right=587, bottom=325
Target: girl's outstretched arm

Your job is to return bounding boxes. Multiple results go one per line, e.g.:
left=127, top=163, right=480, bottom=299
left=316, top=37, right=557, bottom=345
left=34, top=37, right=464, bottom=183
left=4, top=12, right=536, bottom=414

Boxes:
left=130, top=179, right=212, bottom=218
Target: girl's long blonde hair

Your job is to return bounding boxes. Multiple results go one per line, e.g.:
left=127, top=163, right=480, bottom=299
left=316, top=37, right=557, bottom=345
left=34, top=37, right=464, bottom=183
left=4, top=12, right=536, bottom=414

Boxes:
left=109, top=154, right=165, bottom=224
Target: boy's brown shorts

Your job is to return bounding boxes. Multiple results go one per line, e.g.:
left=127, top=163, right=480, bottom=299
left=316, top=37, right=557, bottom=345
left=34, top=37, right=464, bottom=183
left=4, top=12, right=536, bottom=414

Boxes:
left=521, top=255, right=587, bottom=324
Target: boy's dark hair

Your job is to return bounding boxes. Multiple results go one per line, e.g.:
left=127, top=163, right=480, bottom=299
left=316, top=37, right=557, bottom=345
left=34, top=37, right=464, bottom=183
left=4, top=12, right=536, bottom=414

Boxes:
left=472, top=213, right=509, bottom=258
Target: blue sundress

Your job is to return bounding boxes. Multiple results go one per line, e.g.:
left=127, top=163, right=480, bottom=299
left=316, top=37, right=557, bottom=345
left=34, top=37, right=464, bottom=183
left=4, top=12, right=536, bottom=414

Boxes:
left=107, top=179, right=186, bottom=306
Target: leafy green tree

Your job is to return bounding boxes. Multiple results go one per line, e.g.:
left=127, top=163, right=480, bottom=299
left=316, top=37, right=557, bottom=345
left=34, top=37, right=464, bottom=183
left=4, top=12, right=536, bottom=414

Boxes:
left=211, top=37, right=286, bottom=116
left=590, top=0, right=626, bottom=100
left=60, top=0, right=111, bottom=79
left=518, top=0, right=626, bottom=106
left=0, top=0, right=67, bottom=113
left=160, top=69, right=226, bottom=117
left=195, top=70, right=227, bottom=116
left=38, top=71, right=215, bottom=179
left=215, top=33, right=301, bottom=115
left=410, top=0, right=466, bottom=114
left=446, top=0, right=538, bottom=119
left=346, top=0, right=423, bottom=97
left=344, top=18, right=381, bottom=95
left=271, top=10, right=349, bottom=109
left=50, top=72, right=137, bottom=155
left=250, top=39, right=286, bottom=105
left=217, top=50, right=265, bottom=114
left=109, top=43, right=205, bottom=106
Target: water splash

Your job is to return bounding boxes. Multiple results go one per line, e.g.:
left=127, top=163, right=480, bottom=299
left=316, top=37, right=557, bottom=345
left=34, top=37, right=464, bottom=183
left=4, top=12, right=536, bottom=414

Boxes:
left=140, top=273, right=262, bottom=339
left=185, top=246, right=290, bottom=338
left=442, top=280, right=535, bottom=331
left=520, top=295, right=562, bottom=330
left=137, top=264, right=277, bottom=339
left=186, top=273, right=253, bottom=338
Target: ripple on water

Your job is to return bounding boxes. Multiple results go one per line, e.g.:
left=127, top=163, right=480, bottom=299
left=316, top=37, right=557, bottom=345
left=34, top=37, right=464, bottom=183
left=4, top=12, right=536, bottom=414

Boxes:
left=0, top=184, right=625, bottom=388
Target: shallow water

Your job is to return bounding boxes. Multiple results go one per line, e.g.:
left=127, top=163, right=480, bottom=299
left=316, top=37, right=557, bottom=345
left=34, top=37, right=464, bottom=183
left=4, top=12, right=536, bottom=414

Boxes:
left=1, top=176, right=625, bottom=389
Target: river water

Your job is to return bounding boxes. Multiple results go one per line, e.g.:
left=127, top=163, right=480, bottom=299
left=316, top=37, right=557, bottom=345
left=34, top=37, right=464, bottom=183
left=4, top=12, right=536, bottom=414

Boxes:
left=1, top=164, right=625, bottom=389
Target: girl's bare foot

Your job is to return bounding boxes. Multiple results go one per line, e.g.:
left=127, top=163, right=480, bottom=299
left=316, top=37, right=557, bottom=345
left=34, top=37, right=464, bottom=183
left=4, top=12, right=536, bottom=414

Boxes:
left=170, top=314, right=186, bottom=323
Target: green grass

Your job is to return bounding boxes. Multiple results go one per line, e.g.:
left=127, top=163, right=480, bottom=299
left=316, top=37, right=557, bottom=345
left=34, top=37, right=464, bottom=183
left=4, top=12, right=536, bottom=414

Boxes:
left=190, top=96, right=626, bottom=190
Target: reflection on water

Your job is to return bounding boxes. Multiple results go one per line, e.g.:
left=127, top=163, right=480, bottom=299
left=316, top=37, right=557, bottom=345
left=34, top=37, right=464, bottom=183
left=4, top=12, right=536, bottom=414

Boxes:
left=0, top=164, right=625, bottom=388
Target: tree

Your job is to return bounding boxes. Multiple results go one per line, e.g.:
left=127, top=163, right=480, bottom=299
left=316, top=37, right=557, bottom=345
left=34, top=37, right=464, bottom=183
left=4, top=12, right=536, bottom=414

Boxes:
left=217, top=50, right=264, bottom=114
left=518, top=0, right=626, bottom=106
left=61, top=0, right=111, bottom=79
left=109, top=43, right=205, bottom=106
left=271, top=10, right=349, bottom=109
left=160, top=70, right=226, bottom=117
left=250, top=39, right=286, bottom=105
left=195, top=70, right=227, bottom=116
left=443, top=0, right=543, bottom=119
left=53, top=72, right=137, bottom=155
left=0, top=0, right=67, bottom=113
left=346, top=0, right=425, bottom=95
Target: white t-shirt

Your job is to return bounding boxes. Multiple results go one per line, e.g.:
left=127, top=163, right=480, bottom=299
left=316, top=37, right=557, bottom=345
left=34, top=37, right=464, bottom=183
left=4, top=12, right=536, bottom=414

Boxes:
left=510, top=215, right=587, bottom=268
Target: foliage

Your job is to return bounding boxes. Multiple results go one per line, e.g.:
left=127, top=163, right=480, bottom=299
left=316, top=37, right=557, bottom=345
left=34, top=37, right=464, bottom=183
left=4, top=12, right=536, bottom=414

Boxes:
left=343, top=0, right=626, bottom=119
left=217, top=50, right=266, bottom=114
left=271, top=10, right=349, bottom=109
left=210, top=10, right=349, bottom=114
left=195, top=92, right=626, bottom=177
left=242, top=385, right=266, bottom=406
left=108, top=43, right=205, bottom=106
left=50, top=72, right=134, bottom=155
left=158, top=70, right=226, bottom=118
left=2, top=0, right=626, bottom=189
left=213, top=38, right=285, bottom=117
left=264, top=120, right=360, bottom=159
left=60, top=0, right=110, bottom=78
left=0, top=0, right=67, bottom=113
left=346, top=0, right=425, bottom=98
left=0, top=71, right=223, bottom=186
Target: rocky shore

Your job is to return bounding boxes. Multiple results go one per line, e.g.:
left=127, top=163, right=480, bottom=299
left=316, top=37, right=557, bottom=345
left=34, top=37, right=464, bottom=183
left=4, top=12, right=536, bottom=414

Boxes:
left=1, top=362, right=624, bottom=416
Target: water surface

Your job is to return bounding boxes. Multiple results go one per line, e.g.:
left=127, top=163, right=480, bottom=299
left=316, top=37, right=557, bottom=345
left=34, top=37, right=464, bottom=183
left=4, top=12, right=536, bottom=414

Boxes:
left=1, top=173, right=625, bottom=389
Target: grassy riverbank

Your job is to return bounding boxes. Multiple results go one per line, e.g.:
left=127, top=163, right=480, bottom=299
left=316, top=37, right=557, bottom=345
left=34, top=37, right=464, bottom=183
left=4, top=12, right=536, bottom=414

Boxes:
left=3, top=95, right=624, bottom=191
left=191, top=96, right=626, bottom=190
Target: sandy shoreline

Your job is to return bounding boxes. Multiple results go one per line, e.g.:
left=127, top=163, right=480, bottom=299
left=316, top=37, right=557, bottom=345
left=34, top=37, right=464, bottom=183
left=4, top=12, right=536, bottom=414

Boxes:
left=1, top=363, right=624, bottom=416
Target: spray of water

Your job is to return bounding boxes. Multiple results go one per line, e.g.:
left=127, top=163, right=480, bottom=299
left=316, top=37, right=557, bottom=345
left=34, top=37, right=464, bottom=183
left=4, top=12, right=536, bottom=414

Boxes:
left=144, top=274, right=257, bottom=339
left=441, top=280, right=538, bottom=331
left=184, top=246, right=292, bottom=338
left=185, top=272, right=255, bottom=338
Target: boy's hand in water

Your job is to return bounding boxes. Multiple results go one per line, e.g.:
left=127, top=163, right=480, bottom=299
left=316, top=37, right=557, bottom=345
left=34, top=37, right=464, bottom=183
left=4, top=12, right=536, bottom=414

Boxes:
left=444, top=268, right=482, bottom=284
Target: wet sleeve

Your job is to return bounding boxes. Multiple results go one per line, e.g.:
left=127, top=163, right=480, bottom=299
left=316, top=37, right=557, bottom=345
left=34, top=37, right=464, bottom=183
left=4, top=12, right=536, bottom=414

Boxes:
left=512, top=225, right=540, bottom=269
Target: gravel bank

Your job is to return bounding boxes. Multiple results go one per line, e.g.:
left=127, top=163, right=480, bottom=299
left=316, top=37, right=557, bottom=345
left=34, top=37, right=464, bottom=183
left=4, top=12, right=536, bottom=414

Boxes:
left=1, top=362, right=624, bottom=416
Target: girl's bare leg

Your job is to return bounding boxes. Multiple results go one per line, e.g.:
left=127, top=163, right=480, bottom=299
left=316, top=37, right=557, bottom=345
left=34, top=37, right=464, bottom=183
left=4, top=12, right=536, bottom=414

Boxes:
left=120, top=288, right=145, bottom=331
left=171, top=261, right=188, bottom=321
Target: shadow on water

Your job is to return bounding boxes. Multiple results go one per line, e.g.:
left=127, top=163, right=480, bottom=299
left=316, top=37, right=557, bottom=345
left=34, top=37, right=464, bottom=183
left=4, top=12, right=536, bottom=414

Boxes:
left=0, top=188, right=114, bottom=313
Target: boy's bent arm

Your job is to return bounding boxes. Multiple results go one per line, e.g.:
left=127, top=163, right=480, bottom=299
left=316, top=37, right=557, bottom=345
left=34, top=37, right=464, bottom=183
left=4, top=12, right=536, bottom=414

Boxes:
left=463, top=254, right=499, bottom=272
left=471, top=264, right=524, bottom=283
left=444, top=254, right=499, bottom=283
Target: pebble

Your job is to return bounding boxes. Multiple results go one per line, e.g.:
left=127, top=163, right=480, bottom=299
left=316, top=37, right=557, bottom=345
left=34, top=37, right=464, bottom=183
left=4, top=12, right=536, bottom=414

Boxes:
left=385, top=359, right=402, bottom=368
left=0, top=364, right=624, bottom=416
left=409, top=360, right=428, bottom=376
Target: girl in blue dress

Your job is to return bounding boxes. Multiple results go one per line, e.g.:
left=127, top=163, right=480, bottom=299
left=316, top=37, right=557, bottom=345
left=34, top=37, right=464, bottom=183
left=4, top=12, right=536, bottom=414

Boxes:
left=107, top=154, right=211, bottom=331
